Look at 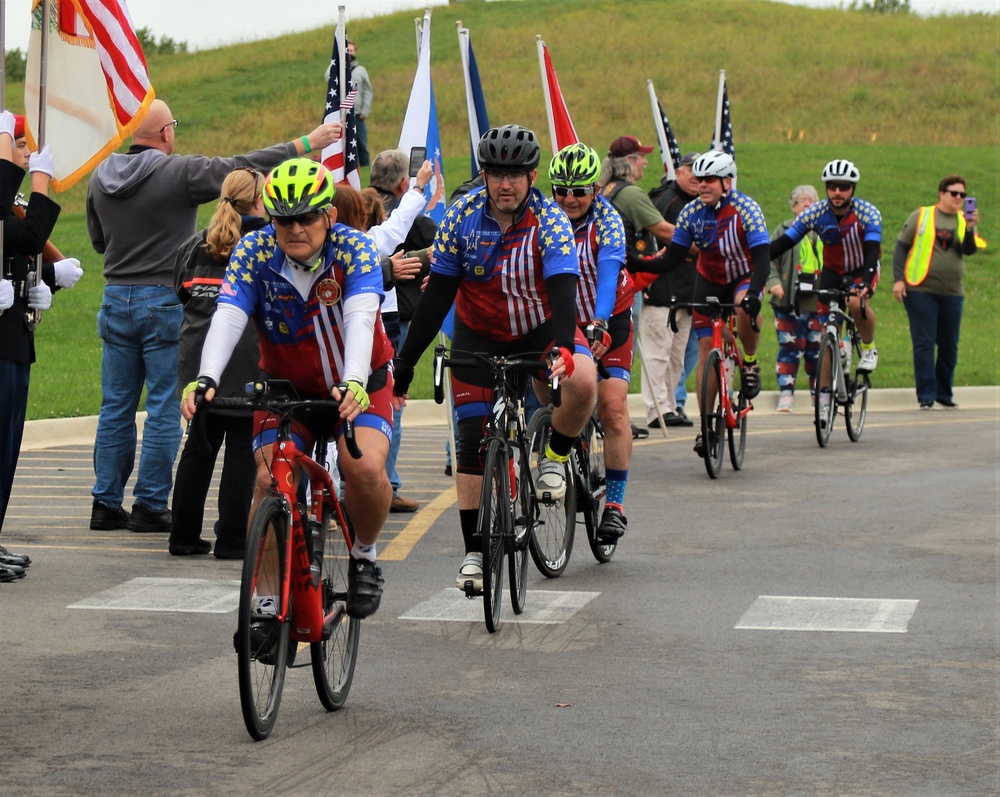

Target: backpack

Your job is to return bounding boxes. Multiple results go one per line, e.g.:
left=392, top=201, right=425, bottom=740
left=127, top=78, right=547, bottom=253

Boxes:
left=601, top=179, right=657, bottom=256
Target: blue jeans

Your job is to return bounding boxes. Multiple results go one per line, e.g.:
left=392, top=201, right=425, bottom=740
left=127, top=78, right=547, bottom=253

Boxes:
left=92, top=285, right=183, bottom=511
left=902, top=290, right=963, bottom=404
left=385, top=315, right=405, bottom=494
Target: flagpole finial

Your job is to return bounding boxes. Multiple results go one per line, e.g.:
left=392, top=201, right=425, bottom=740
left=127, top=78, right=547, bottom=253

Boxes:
left=535, top=34, right=542, bottom=41
left=456, top=20, right=462, bottom=28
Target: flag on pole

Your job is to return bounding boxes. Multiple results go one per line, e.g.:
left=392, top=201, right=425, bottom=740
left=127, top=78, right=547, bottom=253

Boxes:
left=647, top=80, right=682, bottom=182
left=24, top=0, right=154, bottom=192
left=710, top=71, right=735, bottom=159
left=398, top=9, right=446, bottom=223
left=458, top=24, right=490, bottom=179
left=536, top=37, right=578, bottom=154
left=321, top=13, right=360, bottom=190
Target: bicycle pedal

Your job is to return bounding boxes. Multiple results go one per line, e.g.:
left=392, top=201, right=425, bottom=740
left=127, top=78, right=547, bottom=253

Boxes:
left=462, top=581, right=482, bottom=598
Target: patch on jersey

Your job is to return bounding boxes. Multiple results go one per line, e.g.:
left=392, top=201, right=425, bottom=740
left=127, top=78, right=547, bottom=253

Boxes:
left=316, top=278, right=342, bottom=306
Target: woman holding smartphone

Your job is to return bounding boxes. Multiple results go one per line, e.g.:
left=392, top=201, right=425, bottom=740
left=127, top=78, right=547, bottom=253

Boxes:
left=892, top=174, right=981, bottom=410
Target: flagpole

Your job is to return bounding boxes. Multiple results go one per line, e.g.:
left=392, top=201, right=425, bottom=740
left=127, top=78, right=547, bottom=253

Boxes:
left=713, top=69, right=726, bottom=152
left=647, top=80, right=675, bottom=182
left=415, top=17, right=422, bottom=54
left=25, top=0, right=50, bottom=329
left=535, top=36, right=557, bottom=157
left=337, top=6, right=346, bottom=128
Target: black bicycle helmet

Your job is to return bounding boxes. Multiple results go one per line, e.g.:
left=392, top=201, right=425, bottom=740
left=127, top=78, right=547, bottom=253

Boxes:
left=477, top=124, right=541, bottom=172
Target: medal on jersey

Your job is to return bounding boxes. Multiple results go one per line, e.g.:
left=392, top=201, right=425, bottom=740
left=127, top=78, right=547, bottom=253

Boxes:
left=316, top=278, right=341, bottom=306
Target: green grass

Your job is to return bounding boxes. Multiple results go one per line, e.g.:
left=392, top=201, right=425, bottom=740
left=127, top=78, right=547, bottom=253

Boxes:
left=16, top=0, right=1000, bottom=418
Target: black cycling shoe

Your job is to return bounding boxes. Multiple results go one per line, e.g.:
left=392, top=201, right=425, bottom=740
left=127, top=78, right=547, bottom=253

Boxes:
left=693, top=434, right=705, bottom=457
left=236, top=620, right=296, bottom=667
left=347, top=558, right=385, bottom=619
left=741, top=362, right=762, bottom=400
left=596, top=505, right=627, bottom=544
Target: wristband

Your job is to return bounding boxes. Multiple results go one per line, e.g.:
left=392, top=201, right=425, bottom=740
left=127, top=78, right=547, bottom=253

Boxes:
left=301, top=135, right=312, bottom=154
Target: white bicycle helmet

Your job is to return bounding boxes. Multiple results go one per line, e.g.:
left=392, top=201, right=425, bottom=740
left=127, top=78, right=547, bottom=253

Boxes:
left=692, top=150, right=737, bottom=180
left=821, top=159, right=860, bottom=184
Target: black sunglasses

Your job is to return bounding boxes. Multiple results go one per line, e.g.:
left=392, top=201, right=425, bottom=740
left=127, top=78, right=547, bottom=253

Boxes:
left=553, top=186, right=595, bottom=198
left=272, top=211, right=326, bottom=228
left=944, top=189, right=967, bottom=198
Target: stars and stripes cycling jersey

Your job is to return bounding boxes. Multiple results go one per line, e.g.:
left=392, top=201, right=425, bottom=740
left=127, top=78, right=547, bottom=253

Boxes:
left=782, top=198, right=882, bottom=275
left=217, top=222, right=392, bottom=396
left=571, top=193, right=632, bottom=323
left=671, top=190, right=770, bottom=285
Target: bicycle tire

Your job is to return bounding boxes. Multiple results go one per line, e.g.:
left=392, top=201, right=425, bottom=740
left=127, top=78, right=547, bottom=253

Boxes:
left=701, top=350, right=726, bottom=479
left=815, top=334, right=838, bottom=448
left=237, top=496, right=291, bottom=741
left=311, top=503, right=361, bottom=711
left=728, top=373, right=748, bottom=471
left=580, top=417, right=614, bottom=563
left=509, top=444, right=532, bottom=614
left=526, top=407, right=576, bottom=578
left=845, top=368, right=870, bottom=442
left=480, top=439, right=508, bottom=633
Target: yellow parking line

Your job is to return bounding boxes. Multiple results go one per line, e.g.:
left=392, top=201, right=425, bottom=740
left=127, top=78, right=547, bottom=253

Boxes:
left=380, top=489, right=455, bottom=561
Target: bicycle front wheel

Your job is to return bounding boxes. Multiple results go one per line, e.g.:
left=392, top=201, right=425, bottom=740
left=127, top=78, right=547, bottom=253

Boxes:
left=580, top=417, right=614, bottom=563
left=815, top=333, right=838, bottom=448
left=701, top=350, right=726, bottom=479
left=480, top=439, right=508, bottom=633
left=237, top=496, right=291, bottom=741
left=526, top=407, right=576, bottom=578
left=311, top=503, right=361, bottom=711
left=845, top=369, right=870, bottom=442
left=509, top=444, right=532, bottom=614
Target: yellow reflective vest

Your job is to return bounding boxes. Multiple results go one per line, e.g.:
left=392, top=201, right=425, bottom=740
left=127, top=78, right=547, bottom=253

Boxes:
left=905, top=205, right=965, bottom=287
left=798, top=236, right=822, bottom=275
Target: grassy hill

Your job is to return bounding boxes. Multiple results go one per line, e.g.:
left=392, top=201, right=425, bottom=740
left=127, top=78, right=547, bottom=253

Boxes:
left=11, top=0, right=1000, bottom=418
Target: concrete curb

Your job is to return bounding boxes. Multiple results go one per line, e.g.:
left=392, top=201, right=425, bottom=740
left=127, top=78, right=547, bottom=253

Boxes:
left=21, top=386, right=1000, bottom=452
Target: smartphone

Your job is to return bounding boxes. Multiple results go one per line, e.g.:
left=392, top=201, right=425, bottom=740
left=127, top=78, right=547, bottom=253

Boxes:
left=964, top=196, right=977, bottom=216
left=408, top=146, right=427, bottom=178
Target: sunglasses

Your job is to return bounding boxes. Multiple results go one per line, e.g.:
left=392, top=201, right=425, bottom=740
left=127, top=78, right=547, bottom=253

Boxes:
left=826, top=182, right=854, bottom=192
left=272, top=211, right=326, bottom=228
left=484, top=170, right=528, bottom=185
left=553, top=186, right=595, bottom=198
left=944, top=189, right=967, bottom=198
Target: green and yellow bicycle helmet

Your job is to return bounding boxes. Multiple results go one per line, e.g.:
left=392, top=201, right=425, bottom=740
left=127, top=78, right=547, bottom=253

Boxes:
left=262, top=157, right=336, bottom=217
left=548, top=143, right=602, bottom=187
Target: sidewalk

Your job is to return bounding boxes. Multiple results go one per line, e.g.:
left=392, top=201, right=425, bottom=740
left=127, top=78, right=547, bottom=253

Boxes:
left=21, top=386, right=1000, bottom=452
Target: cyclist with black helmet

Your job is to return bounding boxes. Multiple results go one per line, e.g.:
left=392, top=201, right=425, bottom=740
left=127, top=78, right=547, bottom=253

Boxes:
left=392, top=124, right=598, bottom=592
left=549, top=143, right=634, bottom=544
left=181, top=157, right=394, bottom=619
left=770, top=159, right=882, bottom=372
left=638, top=151, right=771, bottom=457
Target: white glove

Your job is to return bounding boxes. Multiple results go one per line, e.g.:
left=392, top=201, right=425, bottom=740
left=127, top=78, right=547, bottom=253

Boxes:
left=27, top=281, right=52, bottom=310
left=53, top=258, right=83, bottom=288
left=29, top=145, right=55, bottom=178
left=0, top=111, right=15, bottom=140
left=0, top=279, right=13, bottom=311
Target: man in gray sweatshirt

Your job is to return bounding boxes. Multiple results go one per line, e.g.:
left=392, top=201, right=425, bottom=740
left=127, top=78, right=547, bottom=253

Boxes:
left=86, top=98, right=343, bottom=534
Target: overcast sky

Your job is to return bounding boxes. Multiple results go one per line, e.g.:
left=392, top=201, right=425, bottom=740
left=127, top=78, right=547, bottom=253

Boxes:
left=1, top=0, right=996, bottom=54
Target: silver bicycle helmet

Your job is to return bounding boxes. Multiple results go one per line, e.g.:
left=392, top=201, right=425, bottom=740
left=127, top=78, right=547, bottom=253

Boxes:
left=821, top=159, right=860, bottom=184
left=692, top=150, right=737, bottom=180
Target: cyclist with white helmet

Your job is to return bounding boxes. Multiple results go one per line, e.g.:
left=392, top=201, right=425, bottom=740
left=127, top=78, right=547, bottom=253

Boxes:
left=638, top=150, right=771, bottom=457
left=770, top=159, right=882, bottom=371
left=392, top=125, right=597, bottom=591
left=181, top=157, right=394, bottom=619
left=549, top=143, right=634, bottom=543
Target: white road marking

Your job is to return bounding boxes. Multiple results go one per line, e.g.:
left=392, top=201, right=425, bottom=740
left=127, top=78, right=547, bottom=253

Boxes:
left=400, top=589, right=601, bottom=624
left=68, top=577, right=241, bottom=614
left=735, top=595, right=919, bottom=633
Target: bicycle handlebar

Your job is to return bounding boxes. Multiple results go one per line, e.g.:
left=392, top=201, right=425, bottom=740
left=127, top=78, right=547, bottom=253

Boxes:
left=669, top=298, right=760, bottom=333
left=432, top=344, right=562, bottom=409
left=795, top=286, right=868, bottom=321
left=192, top=379, right=362, bottom=460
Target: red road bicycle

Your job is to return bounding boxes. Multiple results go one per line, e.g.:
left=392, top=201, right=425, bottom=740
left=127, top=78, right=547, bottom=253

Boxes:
left=671, top=298, right=755, bottom=479
left=194, top=380, right=362, bottom=740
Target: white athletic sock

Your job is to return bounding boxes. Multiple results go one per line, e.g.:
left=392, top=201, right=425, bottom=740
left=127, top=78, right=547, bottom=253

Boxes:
left=351, top=542, right=376, bottom=562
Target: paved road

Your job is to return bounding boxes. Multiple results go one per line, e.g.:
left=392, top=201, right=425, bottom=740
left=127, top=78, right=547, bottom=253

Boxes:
left=2, top=405, right=998, bottom=796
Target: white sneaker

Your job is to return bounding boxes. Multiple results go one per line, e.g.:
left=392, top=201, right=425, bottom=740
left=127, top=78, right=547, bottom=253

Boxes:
left=858, top=346, right=878, bottom=372
left=256, top=596, right=278, bottom=615
left=456, top=552, right=483, bottom=592
left=776, top=393, right=794, bottom=413
left=534, top=456, right=567, bottom=502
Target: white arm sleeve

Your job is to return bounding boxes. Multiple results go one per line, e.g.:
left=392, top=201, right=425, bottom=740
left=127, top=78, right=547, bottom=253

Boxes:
left=198, top=302, right=250, bottom=383
left=341, top=291, right=379, bottom=385
left=369, top=189, right=426, bottom=256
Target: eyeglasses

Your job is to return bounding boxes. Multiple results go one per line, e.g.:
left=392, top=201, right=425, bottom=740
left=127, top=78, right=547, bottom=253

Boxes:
left=553, top=186, right=595, bottom=198
left=944, top=189, right=967, bottom=198
left=826, top=182, right=854, bottom=192
left=272, top=211, right=326, bottom=228
left=160, top=119, right=178, bottom=133
left=484, top=170, right=528, bottom=185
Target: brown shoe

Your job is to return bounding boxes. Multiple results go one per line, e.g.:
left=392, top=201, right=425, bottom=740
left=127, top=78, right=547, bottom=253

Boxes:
left=390, top=495, right=419, bottom=513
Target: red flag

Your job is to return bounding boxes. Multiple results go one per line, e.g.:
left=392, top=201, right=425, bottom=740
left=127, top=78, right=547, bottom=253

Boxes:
left=537, top=39, right=578, bottom=153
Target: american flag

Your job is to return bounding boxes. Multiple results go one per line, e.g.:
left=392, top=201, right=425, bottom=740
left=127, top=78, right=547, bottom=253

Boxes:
left=710, top=78, right=735, bottom=159
left=657, top=100, right=683, bottom=172
left=320, top=24, right=360, bottom=189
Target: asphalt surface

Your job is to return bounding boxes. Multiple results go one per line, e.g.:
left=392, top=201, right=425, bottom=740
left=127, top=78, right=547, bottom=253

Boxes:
left=2, top=396, right=998, bottom=796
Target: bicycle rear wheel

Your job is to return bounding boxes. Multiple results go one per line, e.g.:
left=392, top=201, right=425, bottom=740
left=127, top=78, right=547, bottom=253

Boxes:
left=701, top=350, right=726, bottom=479
left=526, top=407, right=576, bottom=577
left=728, top=376, right=748, bottom=471
left=815, top=333, right=838, bottom=448
left=580, top=417, right=614, bottom=563
left=237, top=496, right=291, bottom=741
left=845, top=369, right=870, bottom=442
left=311, top=503, right=361, bottom=711
left=480, top=439, right=508, bottom=632
left=508, top=444, right=532, bottom=614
